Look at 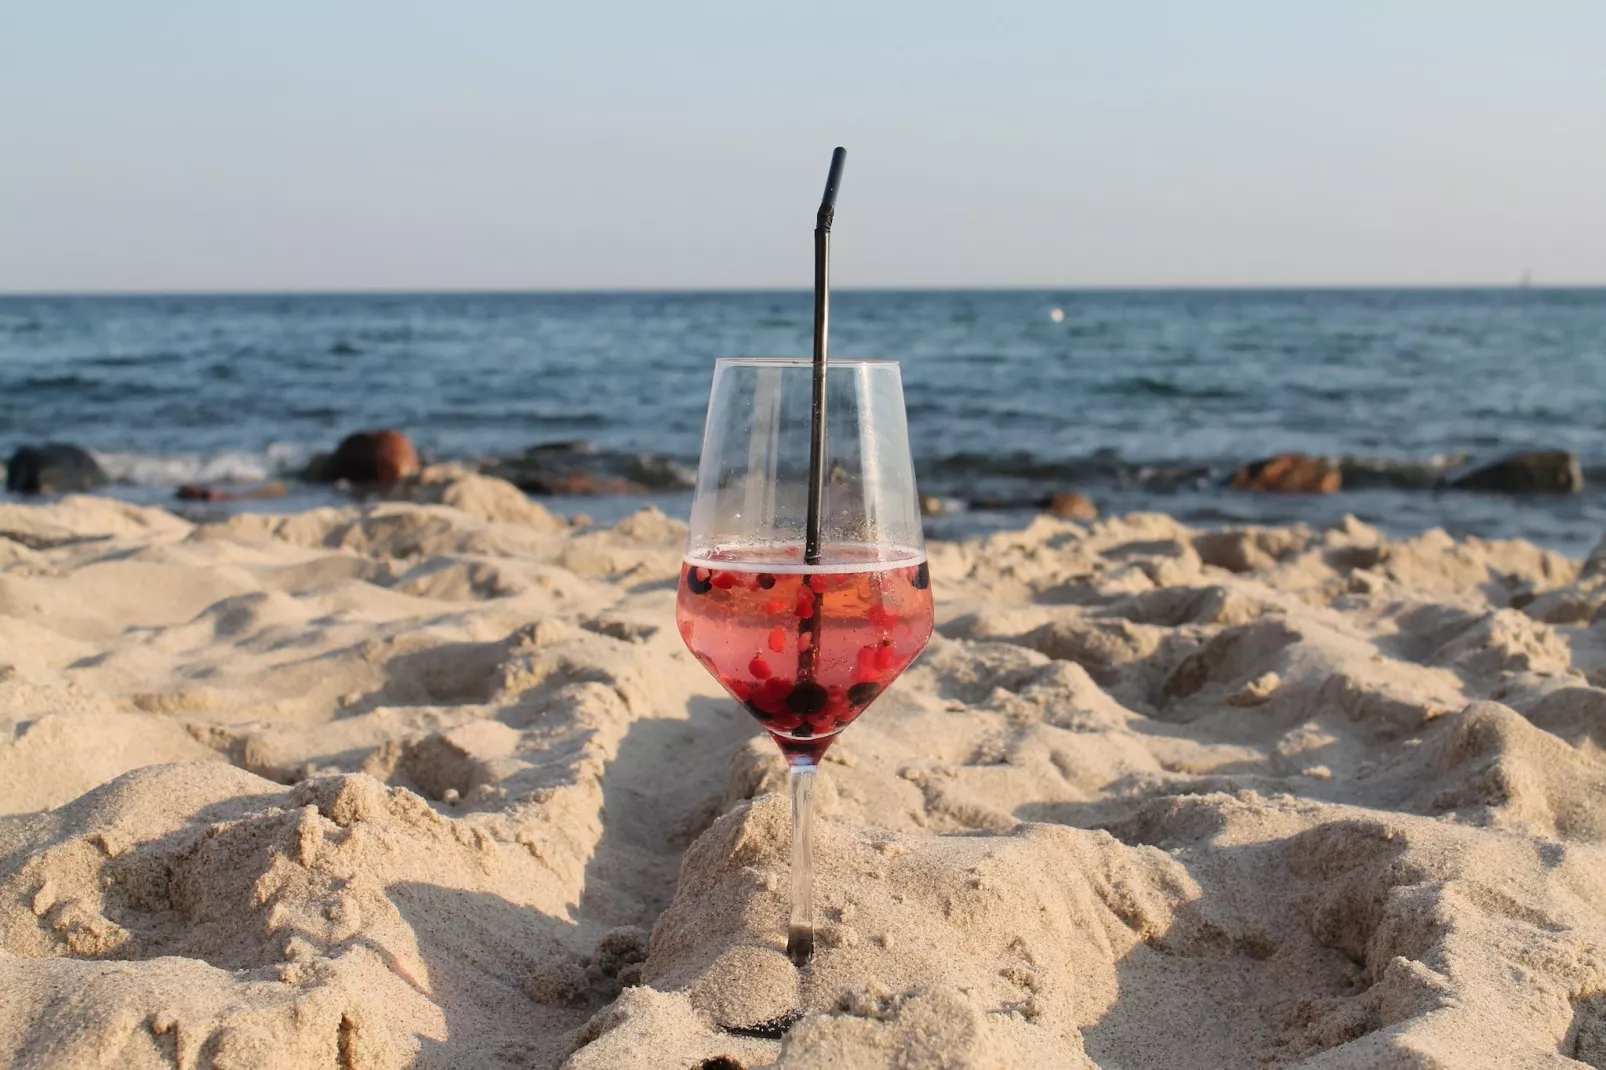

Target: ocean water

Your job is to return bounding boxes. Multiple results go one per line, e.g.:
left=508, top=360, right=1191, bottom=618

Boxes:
left=3, top=289, right=1606, bottom=552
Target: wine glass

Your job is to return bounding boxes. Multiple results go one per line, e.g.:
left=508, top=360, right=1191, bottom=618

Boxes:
left=676, top=357, right=933, bottom=966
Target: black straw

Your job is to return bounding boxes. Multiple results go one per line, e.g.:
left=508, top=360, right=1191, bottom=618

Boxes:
left=804, top=147, right=846, bottom=566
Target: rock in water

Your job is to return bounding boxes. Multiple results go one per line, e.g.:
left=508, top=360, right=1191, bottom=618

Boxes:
left=322, top=430, right=421, bottom=488
left=1450, top=450, right=1582, bottom=494
left=1038, top=491, right=1098, bottom=520
left=480, top=442, right=654, bottom=496
left=1231, top=453, right=1341, bottom=493
left=176, top=482, right=288, bottom=503
left=4, top=444, right=108, bottom=494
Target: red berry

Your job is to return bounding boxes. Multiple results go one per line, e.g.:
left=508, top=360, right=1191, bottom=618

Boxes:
left=808, top=574, right=828, bottom=592
left=711, top=571, right=737, bottom=590
left=768, top=626, right=786, bottom=653
left=795, top=590, right=815, bottom=619
left=762, top=677, right=793, bottom=702
left=768, top=713, right=802, bottom=731
left=762, top=598, right=786, bottom=615
left=749, top=655, right=773, bottom=679
left=874, top=643, right=896, bottom=671
left=728, top=679, right=752, bottom=701
left=857, top=646, right=878, bottom=676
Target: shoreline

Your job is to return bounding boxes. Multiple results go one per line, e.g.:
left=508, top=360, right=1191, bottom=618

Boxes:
left=3, top=468, right=1605, bottom=1067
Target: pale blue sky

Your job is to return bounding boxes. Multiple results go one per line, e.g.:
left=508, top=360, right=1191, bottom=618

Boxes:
left=2, top=3, right=1603, bottom=291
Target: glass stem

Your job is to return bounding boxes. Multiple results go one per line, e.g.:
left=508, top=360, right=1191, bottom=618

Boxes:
left=786, top=759, right=817, bottom=967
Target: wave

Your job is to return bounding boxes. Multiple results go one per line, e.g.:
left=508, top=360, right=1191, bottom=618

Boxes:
left=92, top=445, right=312, bottom=486
left=1112, top=376, right=1244, bottom=400
left=19, top=374, right=98, bottom=390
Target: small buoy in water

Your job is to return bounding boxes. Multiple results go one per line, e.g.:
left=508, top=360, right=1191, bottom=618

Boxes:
left=1049, top=307, right=1064, bottom=323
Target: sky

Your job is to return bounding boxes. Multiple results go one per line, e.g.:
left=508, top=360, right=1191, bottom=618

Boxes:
left=2, top=3, right=1604, bottom=292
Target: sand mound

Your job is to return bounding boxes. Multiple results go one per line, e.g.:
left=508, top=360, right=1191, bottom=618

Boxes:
left=5, top=489, right=1606, bottom=1068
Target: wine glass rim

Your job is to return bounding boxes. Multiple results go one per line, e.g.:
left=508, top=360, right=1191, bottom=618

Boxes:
left=713, top=356, right=899, bottom=368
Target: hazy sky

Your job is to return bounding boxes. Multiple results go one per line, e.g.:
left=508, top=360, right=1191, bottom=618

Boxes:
left=3, top=3, right=1603, bottom=291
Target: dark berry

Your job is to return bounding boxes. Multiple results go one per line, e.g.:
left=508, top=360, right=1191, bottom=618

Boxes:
left=791, top=724, right=814, bottom=738
left=911, top=561, right=930, bottom=590
left=757, top=573, right=777, bottom=589
left=848, top=681, right=882, bottom=706
left=743, top=700, right=776, bottom=723
left=685, top=567, right=713, bottom=595
left=786, top=682, right=829, bottom=715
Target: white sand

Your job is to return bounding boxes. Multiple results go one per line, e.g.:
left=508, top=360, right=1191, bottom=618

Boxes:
left=3, top=468, right=1606, bottom=1068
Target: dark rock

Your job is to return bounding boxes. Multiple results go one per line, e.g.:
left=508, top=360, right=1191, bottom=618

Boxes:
left=1037, top=491, right=1097, bottom=520
left=480, top=443, right=678, bottom=496
left=1231, top=453, right=1341, bottom=494
left=176, top=484, right=226, bottom=502
left=298, top=451, right=334, bottom=482
left=1449, top=450, right=1582, bottom=495
left=318, top=430, right=421, bottom=488
left=624, top=454, right=696, bottom=489
left=1339, top=453, right=1465, bottom=490
left=5, top=444, right=108, bottom=494
left=1132, top=463, right=1216, bottom=489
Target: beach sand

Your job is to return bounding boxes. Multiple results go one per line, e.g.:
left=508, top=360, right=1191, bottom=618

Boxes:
left=3, top=466, right=1605, bottom=1069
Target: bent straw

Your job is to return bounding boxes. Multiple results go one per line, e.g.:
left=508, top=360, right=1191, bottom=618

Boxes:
left=804, top=147, right=846, bottom=566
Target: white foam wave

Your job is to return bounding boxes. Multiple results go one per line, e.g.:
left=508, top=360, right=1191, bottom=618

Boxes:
left=93, top=443, right=311, bottom=486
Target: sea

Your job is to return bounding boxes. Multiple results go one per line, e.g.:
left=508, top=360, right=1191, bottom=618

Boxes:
left=3, top=289, right=1606, bottom=554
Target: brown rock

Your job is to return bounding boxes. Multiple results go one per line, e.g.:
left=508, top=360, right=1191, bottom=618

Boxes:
left=325, top=430, right=421, bottom=488
left=174, top=481, right=288, bottom=503
left=535, top=471, right=639, bottom=496
left=919, top=493, right=946, bottom=517
left=176, top=484, right=226, bottom=502
left=1232, top=454, right=1341, bottom=494
left=1038, top=491, right=1097, bottom=520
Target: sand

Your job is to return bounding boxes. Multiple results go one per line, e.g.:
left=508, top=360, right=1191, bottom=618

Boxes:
left=3, top=467, right=1606, bottom=1068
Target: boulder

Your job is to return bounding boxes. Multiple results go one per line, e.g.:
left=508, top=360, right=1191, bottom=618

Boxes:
left=316, top=430, right=421, bottom=488
left=1449, top=450, right=1582, bottom=495
left=5, top=444, right=108, bottom=494
left=1037, top=491, right=1098, bottom=520
left=1231, top=453, right=1341, bottom=494
left=480, top=442, right=680, bottom=496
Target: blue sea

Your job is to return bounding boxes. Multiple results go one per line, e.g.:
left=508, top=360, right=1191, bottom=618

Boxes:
left=3, top=289, right=1606, bottom=553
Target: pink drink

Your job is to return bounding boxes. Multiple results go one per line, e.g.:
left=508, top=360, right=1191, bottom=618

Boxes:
left=676, top=551, right=934, bottom=762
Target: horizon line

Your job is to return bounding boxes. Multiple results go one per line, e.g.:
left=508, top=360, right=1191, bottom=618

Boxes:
left=4, top=282, right=1605, bottom=299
